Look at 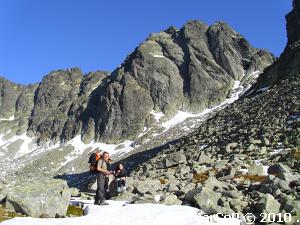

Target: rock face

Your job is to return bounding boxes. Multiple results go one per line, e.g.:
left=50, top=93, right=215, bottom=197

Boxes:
left=0, top=21, right=274, bottom=145
left=91, top=21, right=274, bottom=142
left=248, top=0, right=300, bottom=92
left=4, top=178, right=71, bottom=218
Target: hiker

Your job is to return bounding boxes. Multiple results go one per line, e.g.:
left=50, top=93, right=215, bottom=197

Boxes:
left=114, top=163, right=126, bottom=194
left=94, top=151, right=111, bottom=205
left=104, top=158, right=114, bottom=198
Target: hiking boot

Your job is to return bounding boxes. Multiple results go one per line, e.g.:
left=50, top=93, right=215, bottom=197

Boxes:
left=94, top=201, right=101, bottom=205
left=99, top=201, right=109, bottom=206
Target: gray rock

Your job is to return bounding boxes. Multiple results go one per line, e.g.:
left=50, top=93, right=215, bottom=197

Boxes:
left=248, top=164, right=264, bottom=176
left=161, top=193, right=182, bottom=205
left=70, top=187, right=80, bottom=197
left=198, top=152, right=211, bottom=164
left=132, top=179, right=163, bottom=195
left=163, top=151, right=187, bottom=168
left=267, top=163, right=292, bottom=175
left=5, top=178, right=71, bottom=218
left=194, top=186, right=221, bottom=214
left=257, top=193, right=281, bottom=214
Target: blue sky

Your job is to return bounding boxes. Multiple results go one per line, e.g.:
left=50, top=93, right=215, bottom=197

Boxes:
left=0, top=0, right=292, bottom=84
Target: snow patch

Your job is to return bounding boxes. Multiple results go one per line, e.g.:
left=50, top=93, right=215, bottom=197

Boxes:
left=150, top=110, right=165, bottom=122
left=263, top=166, right=269, bottom=175
left=0, top=115, right=15, bottom=121
left=247, top=71, right=261, bottom=79
left=1, top=200, right=241, bottom=225
left=149, top=52, right=165, bottom=58
left=161, top=79, right=244, bottom=131
left=60, top=136, right=134, bottom=167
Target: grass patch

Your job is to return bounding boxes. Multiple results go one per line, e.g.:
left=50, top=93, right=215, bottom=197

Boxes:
left=234, top=174, right=267, bottom=182
left=159, top=178, right=167, bottom=185
left=192, top=169, right=218, bottom=183
left=66, top=205, right=84, bottom=217
left=292, top=147, right=300, bottom=160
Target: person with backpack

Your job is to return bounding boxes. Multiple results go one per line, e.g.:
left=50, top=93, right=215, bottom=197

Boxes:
left=94, top=151, right=112, bottom=205
left=114, top=163, right=126, bottom=194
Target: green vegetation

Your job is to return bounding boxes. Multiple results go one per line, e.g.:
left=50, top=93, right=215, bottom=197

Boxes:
left=66, top=205, right=84, bottom=217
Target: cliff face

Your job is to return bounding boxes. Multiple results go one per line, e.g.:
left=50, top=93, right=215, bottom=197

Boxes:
left=0, top=21, right=275, bottom=144
left=85, top=20, right=274, bottom=142
left=248, top=0, right=300, bottom=92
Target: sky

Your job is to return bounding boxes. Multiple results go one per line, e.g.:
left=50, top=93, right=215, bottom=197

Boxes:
left=0, top=0, right=293, bottom=84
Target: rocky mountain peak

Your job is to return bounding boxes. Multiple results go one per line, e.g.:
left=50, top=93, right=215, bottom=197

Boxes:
left=0, top=20, right=275, bottom=145
left=286, top=0, right=300, bottom=47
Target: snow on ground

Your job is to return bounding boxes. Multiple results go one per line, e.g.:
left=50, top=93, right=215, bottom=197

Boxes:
left=263, top=166, right=270, bottom=175
left=150, top=53, right=165, bottom=58
left=0, top=131, right=36, bottom=158
left=0, top=115, right=15, bottom=121
left=150, top=110, right=165, bottom=122
left=160, top=80, right=244, bottom=131
left=162, top=111, right=206, bottom=130
left=61, top=135, right=134, bottom=167
left=247, top=71, right=261, bottom=79
left=1, top=200, right=240, bottom=225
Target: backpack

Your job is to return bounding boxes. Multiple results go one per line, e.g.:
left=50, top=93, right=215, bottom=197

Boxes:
left=88, top=152, right=101, bottom=171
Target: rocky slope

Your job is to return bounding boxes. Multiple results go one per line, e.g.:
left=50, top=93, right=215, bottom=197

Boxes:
left=117, top=0, right=300, bottom=223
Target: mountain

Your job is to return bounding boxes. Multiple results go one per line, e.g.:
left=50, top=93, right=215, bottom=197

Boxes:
left=0, top=21, right=274, bottom=145
left=0, top=20, right=274, bottom=178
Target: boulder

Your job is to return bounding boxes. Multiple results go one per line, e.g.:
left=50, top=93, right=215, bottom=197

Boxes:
left=194, top=187, right=221, bottom=214
left=161, top=193, right=182, bottom=205
left=198, top=152, right=211, bottom=164
left=267, top=163, right=292, bottom=175
left=257, top=193, right=281, bottom=214
left=163, top=151, right=187, bottom=168
left=217, top=167, right=236, bottom=180
left=248, top=164, right=264, bottom=176
left=132, top=179, right=163, bottom=195
left=5, top=178, right=71, bottom=218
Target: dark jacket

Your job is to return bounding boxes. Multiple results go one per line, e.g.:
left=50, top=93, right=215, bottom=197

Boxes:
left=115, top=169, right=126, bottom=178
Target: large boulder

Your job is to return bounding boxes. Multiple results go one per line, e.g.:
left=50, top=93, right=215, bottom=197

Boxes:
left=132, top=179, right=163, bottom=195
left=267, top=163, right=292, bottom=175
left=5, top=178, right=71, bottom=218
left=163, top=151, right=187, bottom=168
left=193, top=186, right=222, bottom=215
left=256, top=193, right=281, bottom=214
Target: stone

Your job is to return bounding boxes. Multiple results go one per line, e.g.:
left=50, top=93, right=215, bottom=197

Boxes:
left=163, top=151, right=187, bottom=168
left=70, top=187, right=80, bottom=197
left=5, top=178, right=71, bottom=218
left=257, top=194, right=281, bottom=214
left=217, top=167, right=236, bottom=180
left=248, top=164, right=264, bottom=176
left=132, top=179, right=163, bottom=195
left=194, top=186, right=221, bottom=215
left=198, top=151, right=211, bottom=164
left=267, top=163, right=292, bottom=175
left=161, top=193, right=182, bottom=205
